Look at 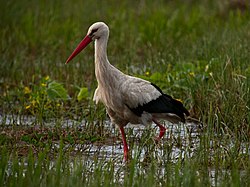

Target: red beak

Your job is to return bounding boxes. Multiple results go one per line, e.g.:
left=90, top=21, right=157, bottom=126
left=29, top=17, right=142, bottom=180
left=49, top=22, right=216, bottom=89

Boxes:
left=66, top=35, right=92, bottom=64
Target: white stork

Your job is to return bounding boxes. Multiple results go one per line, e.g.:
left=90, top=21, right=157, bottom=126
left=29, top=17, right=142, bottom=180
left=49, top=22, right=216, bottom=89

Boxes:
left=66, top=22, right=189, bottom=161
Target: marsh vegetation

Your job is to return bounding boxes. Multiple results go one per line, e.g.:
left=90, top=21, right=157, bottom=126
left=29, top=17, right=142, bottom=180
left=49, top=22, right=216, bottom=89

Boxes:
left=0, top=0, right=249, bottom=186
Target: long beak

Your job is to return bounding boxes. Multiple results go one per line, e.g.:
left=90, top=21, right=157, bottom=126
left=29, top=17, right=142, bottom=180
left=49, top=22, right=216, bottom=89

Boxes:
left=66, top=35, right=92, bottom=64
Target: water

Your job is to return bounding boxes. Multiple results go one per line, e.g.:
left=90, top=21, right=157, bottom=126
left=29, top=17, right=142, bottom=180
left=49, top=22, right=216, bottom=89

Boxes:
left=0, top=113, right=201, bottom=160
left=1, top=114, right=249, bottom=186
left=1, top=113, right=245, bottom=162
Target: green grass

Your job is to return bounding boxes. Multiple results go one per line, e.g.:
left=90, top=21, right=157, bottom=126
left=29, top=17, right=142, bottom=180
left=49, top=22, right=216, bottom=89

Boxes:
left=0, top=0, right=250, bottom=186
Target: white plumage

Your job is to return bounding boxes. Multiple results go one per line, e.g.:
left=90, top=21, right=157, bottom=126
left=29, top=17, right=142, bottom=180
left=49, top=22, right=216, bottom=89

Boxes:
left=66, top=22, right=189, bottom=161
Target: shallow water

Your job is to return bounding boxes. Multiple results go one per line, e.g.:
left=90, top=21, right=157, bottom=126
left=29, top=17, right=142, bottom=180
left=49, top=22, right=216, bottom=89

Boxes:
left=2, top=113, right=249, bottom=160
left=0, top=114, right=201, bottom=159
left=1, top=114, right=249, bottom=186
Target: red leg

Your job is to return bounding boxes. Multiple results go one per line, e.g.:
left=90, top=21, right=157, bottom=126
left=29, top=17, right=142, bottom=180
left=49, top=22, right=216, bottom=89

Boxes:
left=119, top=126, right=129, bottom=161
left=152, top=119, right=166, bottom=142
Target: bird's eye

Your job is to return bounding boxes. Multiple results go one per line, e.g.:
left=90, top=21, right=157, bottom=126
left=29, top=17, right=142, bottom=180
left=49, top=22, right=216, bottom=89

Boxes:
left=89, top=28, right=98, bottom=36
left=92, top=28, right=98, bottom=33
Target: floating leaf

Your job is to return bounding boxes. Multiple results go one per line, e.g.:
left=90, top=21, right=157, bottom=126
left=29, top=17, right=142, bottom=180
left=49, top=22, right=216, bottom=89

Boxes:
left=47, top=81, right=69, bottom=100
left=77, top=87, right=89, bottom=101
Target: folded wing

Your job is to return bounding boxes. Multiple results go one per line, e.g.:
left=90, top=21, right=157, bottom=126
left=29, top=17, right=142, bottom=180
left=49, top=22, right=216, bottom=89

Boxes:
left=121, top=77, right=189, bottom=122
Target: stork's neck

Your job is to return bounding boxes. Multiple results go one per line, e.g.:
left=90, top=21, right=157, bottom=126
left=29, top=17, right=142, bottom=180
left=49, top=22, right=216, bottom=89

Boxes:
left=94, top=36, right=109, bottom=69
left=94, top=35, right=122, bottom=87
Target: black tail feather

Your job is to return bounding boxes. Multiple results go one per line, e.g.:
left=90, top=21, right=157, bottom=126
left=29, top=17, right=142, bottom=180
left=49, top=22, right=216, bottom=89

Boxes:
left=128, top=93, right=189, bottom=123
left=162, top=94, right=190, bottom=122
left=127, top=83, right=190, bottom=123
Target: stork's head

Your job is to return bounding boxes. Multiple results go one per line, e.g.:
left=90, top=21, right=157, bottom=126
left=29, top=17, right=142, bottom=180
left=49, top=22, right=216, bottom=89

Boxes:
left=66, top=22, right=109, bottom=64
left=87, top=22, right=109, bottom=40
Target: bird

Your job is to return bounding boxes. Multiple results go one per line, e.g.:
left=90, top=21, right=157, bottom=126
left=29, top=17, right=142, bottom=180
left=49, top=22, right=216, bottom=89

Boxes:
left=66, top=22, right=190, bottom=161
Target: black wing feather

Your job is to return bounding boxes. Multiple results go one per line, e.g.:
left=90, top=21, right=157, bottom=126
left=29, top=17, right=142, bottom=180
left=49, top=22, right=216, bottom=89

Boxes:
left=127, top=83, right=190, bottom=122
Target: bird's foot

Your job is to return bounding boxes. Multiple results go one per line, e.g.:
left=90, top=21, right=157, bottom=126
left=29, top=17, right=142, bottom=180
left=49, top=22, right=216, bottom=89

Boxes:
left=120, top=126, right=130, bottom=162
left=154, top=128, right=166, bottom=143
left=153, top=119, right=167, bottom=143
left=123, top=147, right=129, bottom=162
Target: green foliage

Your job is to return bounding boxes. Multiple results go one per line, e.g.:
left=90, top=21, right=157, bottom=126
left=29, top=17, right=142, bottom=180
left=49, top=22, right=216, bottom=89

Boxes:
left=20, top=76, right=70, bottom=119
left=1, top=0, right=249, bottom=129
left=77, top=87, right=89, bottom=101
left=47, top=81, right=69, bottom=100
left=0, top=0, right=250, bottom=186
